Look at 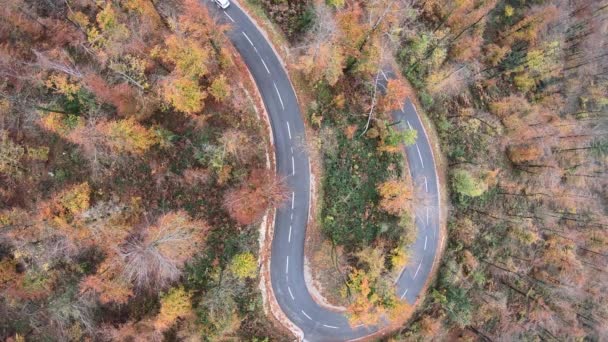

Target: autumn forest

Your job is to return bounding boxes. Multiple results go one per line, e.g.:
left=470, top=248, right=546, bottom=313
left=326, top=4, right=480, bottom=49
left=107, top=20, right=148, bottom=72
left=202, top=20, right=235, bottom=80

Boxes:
left=1, top=0, right=284, bottom=340
left=1, top=0, right=607, bottom=341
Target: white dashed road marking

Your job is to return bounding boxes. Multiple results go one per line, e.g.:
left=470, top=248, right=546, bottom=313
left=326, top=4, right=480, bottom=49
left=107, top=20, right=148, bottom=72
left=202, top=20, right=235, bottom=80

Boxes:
left=416, top=143, right=425, bottom=168
left=286, top=121, right=292, bottom=139
left=323, top=324, right=338, bottom=329
left=288, top=225, right=292, bottom=242
left=242, top=32, right=254, bottom=47
left=224, top=11, right=235, bottom=23
left=286, top=256, right=289, bottom=274
left=292, top=156, right=295, bottom=176
left=288, top=286, right=295, bottom=300
left=380, top=69, right=388, bottom=81
left=400, top=288, right=409, bottom=299
left=407, top=120, right=412, bottom=130
left=273, top=82, right=285, bottom=110
left=301, top=310, right=312, bottom=320
left=260, top=57, right=270, bottom=74
left=426, top=207, right=429, bottom=225
left=424, top=235, right=427, bottom=250
left=423, top=176, right=428, bottom=192
left=291, top=192, right=295, bottom=209
left=413, top=260, right=423, bottom=279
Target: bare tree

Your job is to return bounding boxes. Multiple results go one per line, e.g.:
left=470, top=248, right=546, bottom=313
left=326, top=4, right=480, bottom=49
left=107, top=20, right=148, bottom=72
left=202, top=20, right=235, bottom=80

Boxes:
left=32, top=49, right=83, bottom=78
left=121, top=211, right=207, bottom=289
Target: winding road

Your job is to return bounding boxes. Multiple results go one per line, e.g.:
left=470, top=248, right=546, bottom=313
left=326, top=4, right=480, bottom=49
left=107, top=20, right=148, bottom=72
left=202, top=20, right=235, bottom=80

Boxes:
left=205, top=2, right=442, bottom=341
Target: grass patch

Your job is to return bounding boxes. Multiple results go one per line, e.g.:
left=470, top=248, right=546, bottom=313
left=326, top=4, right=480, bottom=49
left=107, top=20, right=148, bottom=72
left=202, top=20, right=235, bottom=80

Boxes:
left=321, top=129, right=403, bottom=249
left=315, top=79, right=405, bottom=251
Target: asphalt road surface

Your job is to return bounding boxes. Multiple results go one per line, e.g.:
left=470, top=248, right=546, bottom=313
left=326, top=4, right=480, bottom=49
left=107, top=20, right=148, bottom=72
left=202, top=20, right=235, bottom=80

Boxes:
left=205, top=2, right=441, bottom=341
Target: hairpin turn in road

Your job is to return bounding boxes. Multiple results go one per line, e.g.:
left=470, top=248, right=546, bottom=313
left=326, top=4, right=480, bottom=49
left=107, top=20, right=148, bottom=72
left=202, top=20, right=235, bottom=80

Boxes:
left=205, top=2, right=442, bottom=341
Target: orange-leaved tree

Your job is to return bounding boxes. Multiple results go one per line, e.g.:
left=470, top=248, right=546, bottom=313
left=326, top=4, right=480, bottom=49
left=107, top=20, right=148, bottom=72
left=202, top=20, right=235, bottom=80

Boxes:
left=381, top=79, right=410, bottom=113
left=344, top=269, right=384, bottom=326
left=223, top=169, right=288, bottom=225
left=377, top=179, right=412, bottom=216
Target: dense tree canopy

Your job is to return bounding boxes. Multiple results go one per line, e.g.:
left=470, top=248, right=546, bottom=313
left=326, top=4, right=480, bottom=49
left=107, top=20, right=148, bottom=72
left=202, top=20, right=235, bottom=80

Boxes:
left=393, top=0, right=608, bottom=340
left=0, top=0, right=282, bottom=340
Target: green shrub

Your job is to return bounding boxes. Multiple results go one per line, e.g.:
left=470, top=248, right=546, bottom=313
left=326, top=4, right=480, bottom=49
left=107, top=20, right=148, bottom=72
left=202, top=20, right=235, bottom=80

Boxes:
left=229, top=252, right=258, bottom=279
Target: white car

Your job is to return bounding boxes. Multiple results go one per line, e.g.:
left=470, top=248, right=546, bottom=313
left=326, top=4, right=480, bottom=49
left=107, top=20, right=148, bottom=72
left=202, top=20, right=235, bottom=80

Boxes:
left=214, top=0, right=230, bottom=9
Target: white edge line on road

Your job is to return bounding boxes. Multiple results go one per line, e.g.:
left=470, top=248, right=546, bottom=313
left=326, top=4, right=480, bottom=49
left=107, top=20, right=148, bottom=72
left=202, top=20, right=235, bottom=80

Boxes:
left=291, top=156, right=295, bottom=176
left=288, top=286, right=295, bottom=300
left=400, top=288, right=409, bottom=300
left=291, top=191, right=295, bottom=209
left=260, top=57, right=270, bottom=74
left=415, top=143, right=425, bottom=168
left=223, top=11, right=235, bottom=23
left=286, top=256, right=289, bottom=274
left=323, top=324, right=338, bottom=329
left=288, top=225, right=292, bottom=242
left=242, top=31, right=254, bottom=47
left=308, top=156, right=312, bottom=227
left=413, top=259, right=423, bottom=279
left=301, top=310, right=312, bottom=320
left=424, top=235, right=427, bottom=250
left=273, top=82, right=285, bottom=110
left=286, top=121, right=292, bottom=139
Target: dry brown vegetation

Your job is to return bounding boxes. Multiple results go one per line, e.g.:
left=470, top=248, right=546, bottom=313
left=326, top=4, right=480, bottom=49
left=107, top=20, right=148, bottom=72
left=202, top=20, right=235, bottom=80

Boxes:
left=391, top=0, right=608, bottom=340
left=257, top=0, right=607, bottom=338
left=0, top=0, right=285, bottom=340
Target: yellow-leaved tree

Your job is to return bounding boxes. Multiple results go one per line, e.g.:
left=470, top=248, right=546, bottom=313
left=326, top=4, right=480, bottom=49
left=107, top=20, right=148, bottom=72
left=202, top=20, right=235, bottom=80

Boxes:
left=96, top=118, right=158, bottom=154
left=155, top=286, right=193, bottom=330
left=162, top=77, right=207, bottom=114
left=228, top=252, right=258, bottom=279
